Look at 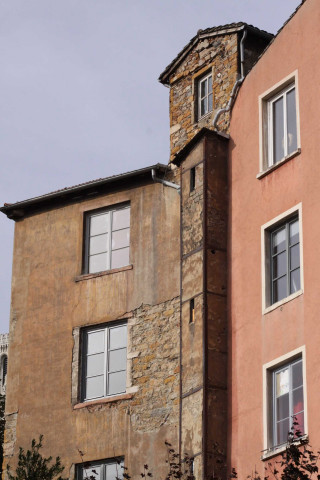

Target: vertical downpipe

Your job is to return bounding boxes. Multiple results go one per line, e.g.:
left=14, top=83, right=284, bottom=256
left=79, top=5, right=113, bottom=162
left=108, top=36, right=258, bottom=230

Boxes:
left=202, top=137, right=208, bottom=480
left=179, top=164, right=183, bottom=464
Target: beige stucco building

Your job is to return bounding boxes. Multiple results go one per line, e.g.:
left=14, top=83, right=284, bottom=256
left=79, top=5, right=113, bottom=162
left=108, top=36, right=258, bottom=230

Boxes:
left=2, top=1, right=319, bottom=478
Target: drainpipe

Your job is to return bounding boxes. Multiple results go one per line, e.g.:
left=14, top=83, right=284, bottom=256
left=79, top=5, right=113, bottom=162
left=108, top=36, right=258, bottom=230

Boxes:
left=151, top=169, right=181, bottom=193
left=212, top=28, right=247, bottom=128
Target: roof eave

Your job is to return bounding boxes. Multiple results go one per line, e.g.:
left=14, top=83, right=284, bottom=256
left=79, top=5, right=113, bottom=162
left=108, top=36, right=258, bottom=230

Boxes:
left=0, top=163, right=168, bottom=220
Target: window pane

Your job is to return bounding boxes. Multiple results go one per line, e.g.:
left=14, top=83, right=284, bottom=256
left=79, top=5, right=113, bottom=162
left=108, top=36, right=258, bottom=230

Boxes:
left=111, top=247, right=129, bottom=269
left=276, top=393, right=289, bottom=421
left=290, top=268, right=300, bottom=293
left=273, top=97, right=284, bottom=163
left=286, top=88, right=297, bottom=155
left=293, top=386, right=304, bottom=414
left=273, top=276, right=287, bottom=303
left=294, top=412, right=304, bottom=437
left=83, top=466, right=101, bottom=480
left=90, top=213, right=109, bottom=236
left=106, top=462, right=123, bottom=480
left=87, top=353, right=105, bottom=377
left=289, top=220, right=299, bottom=245
left=200, top=99, right=206, bottom=116
left=276, top=368, right=289, bottom=396
left=90, top=234, right=108, bottom=255
left=112, top=208, right=130, bottom=231
left=108, top=370, right=126, bottom=395
left=89, top=253, right=108, bottom=274
left=292, top=361, right=303, bottom=389
left=208, top=75, right=212, bottom=92
left=290, top=244, right=300, bottom=271
left=200, top=79, right=206, bottom=97
left=109, top=348, right=127, bottom=372
left=109, top=325, right=127, bottom=350
left=272, top=227, right=286, bottom=254
left=112, top=228, right=130, bottom=250
left=87, top=331, right=105, bottom=355
left=86, top=375, right=104, bottom=399
left=208, top=93, right=213, bottom=112
left=273, top=251, right=287, bottom=279
left=277, top=418, right=290, bottom=445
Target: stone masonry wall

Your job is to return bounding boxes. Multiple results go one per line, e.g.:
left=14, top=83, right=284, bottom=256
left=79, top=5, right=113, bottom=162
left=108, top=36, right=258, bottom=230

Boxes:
left=129, top=298, right=180, bottom=432
left=169, top=33, right=238, bottom=160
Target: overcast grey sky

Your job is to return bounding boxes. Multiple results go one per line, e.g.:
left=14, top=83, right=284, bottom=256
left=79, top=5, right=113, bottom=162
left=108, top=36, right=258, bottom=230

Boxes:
left=0, top=0, right=301, bottom=333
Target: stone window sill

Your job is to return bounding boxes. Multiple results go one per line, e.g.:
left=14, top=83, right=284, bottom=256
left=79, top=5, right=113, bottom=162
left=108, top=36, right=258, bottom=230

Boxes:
left=257, top=148, right=301, bottom=179
left=73, top=392, right=133, bottom=410
left=263, top=289, right=303, bottom=315
left=74, top=264, right=133, bottom=282
left=261, top=435, right=308, bottom=461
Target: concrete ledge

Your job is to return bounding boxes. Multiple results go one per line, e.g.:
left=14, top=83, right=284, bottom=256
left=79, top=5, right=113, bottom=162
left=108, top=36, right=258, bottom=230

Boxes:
left=73, top=393, right=134, bottom=409
left=256, top=148, right=301, bottom=179
left=74, top=264, right=133, bottom=282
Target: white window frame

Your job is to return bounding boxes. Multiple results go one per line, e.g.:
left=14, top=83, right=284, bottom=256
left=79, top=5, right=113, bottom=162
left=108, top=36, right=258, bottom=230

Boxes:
left=258, top=71, right=300, bottom=175
left=78, top=457, right=124, bottom=480
left=81, top=322, right=127, bottom=402
left=83, top=203, right=130, bottom=274
left=261, top=203, right=304, bottom=314
left=262, top=346, right=308, bottom=457
left=198, top=72, right=213, bottom=120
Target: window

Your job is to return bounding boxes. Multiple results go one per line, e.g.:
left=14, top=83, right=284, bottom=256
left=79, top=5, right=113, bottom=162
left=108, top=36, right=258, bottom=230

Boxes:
left=190, top=167, right=196, bottom=193
left=267, top=83, right=297, bottom=166
left=198, top=72, right=213, bottom=119
left=1, top=355, right=7, bottom=386
left=84, top=204, right=130, bottom=274
left=271, top=358, right=304, bottom=448
left=78, top=458, right=124, bottom=480
left=262, top=205, right=303, bottom=312
left=270, top=216, right=300, bottom=305
left=189, top=298, right=195, bottom=323
left=81, top=323, right=127, bottom=401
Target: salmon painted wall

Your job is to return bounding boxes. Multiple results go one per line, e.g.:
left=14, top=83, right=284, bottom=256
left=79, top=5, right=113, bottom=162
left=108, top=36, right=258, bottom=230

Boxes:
left=229, top=0, right=320, bottom=476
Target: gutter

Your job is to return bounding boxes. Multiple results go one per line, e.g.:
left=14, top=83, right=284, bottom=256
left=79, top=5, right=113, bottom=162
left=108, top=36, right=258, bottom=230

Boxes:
left=151, top=169, right=181, bottom=193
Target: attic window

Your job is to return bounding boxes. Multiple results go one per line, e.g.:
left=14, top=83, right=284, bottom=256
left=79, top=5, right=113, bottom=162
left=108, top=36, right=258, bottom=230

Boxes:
left=198, top=72, right=213, bottom=120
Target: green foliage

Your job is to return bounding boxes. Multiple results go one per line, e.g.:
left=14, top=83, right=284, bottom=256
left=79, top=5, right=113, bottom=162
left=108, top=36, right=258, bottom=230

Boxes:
left=6, top=435, right=67, bottom=480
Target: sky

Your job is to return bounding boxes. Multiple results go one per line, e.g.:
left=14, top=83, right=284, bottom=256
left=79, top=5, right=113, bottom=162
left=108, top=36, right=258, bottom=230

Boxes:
left=0, top=0, right=302, bottom=333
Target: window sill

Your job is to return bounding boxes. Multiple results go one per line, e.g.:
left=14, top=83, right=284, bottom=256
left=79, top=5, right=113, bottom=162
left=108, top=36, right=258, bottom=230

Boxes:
left=196, top=110, right=213, bottom=124
left=257, top=148, right=301, bottom=179
left=261, top=435, right=308, bottom=461
left=263, top=289, right=303, bottom=315
left=75, top=264, right=133, bottom=282
left=73, top=392, right=133, bottom=409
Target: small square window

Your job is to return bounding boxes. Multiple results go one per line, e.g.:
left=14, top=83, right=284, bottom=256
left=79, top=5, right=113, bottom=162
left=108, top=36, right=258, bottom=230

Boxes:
left=81, top=322, right=127, bottom=402
left=197, top=72, right=213, bottom=120
left=78, top=458, right=124, bottom=480
left=83, top=204, right=130, bottom=274
left=262, top=205, right=303, bottom=312
left=268, top=357, right=305, bottom=449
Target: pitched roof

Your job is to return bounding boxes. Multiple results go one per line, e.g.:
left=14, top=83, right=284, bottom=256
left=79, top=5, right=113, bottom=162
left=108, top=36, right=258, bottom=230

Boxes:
left=0, top=163, right=168, bottom=220
left=158, top=22, right=273, bottom=85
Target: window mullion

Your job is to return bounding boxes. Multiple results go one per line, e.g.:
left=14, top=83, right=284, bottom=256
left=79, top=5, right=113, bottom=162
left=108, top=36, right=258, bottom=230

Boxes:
left=289, top=364, right=293, bottom=435
left=105, top=328, right=108, bottom=397
left=273, top=371, right=277, bottom=446
left=284, top=92, right=288, bottom=156
left=286, top=223, right=290, bottom=297
left=108, top=212, right=112, bottom=270
left=268, top=101, right=273, bottom=167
